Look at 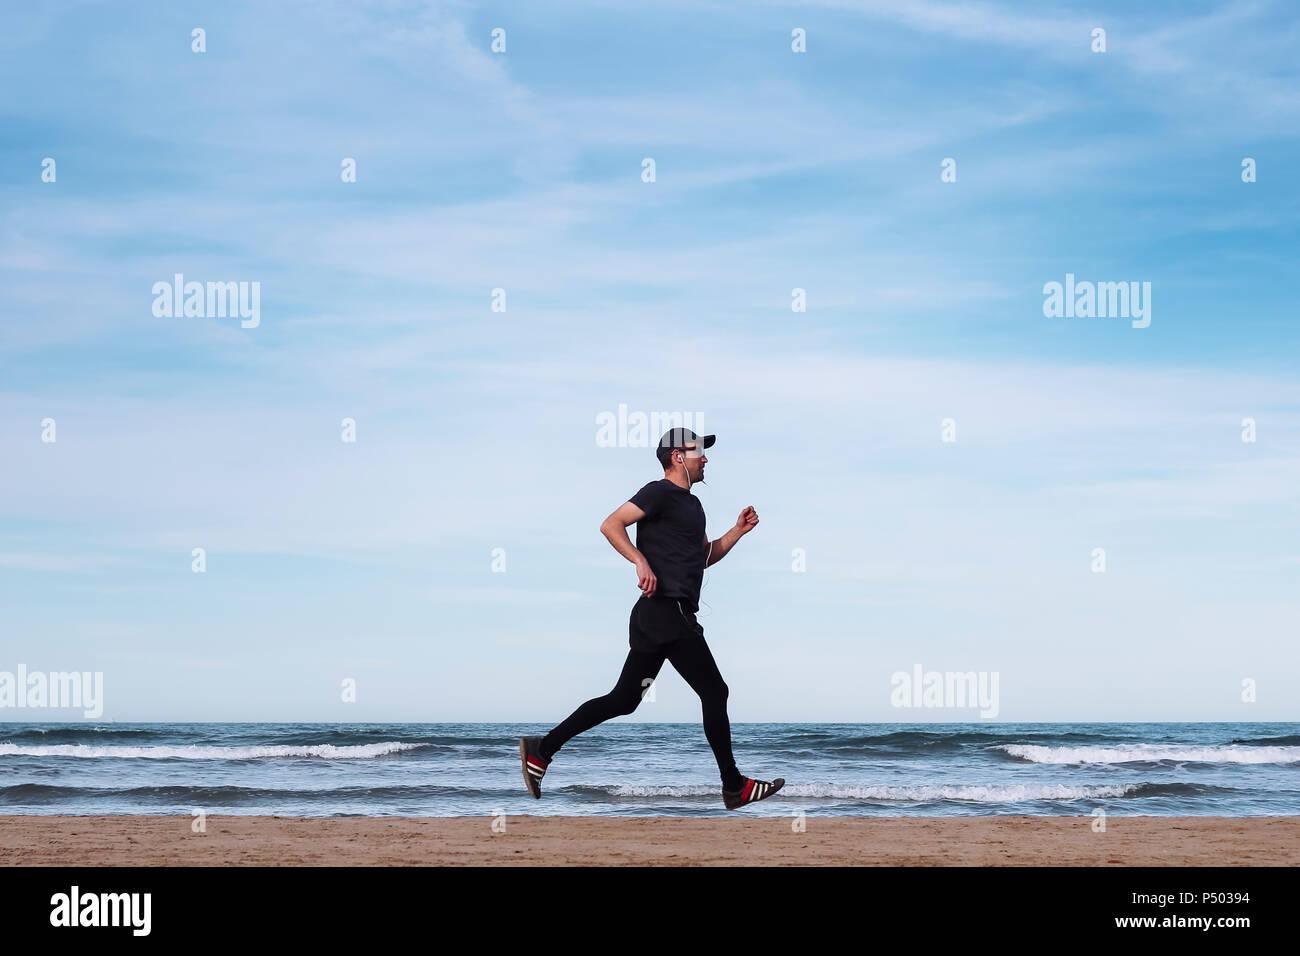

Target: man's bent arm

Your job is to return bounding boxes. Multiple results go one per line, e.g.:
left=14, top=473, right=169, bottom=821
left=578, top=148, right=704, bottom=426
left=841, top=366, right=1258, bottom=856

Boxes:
left=704, top=527, right=744, bottom=567
left=600, top=501, right=646, bottom=565
left=602, top=501, right=659, bottom=596
left=703, top=505, right=759, bottom=567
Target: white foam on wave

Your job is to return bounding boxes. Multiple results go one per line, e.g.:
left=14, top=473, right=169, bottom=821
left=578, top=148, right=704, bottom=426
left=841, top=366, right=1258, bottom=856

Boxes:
left=1001, top=744, right=1300, bottom=765
left=608, top=782, right=1140, bottom=801
left=0, top=741, right=426, bottom=760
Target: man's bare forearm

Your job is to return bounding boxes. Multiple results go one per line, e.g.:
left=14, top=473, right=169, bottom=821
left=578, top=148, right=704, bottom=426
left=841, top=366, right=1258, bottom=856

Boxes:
left=705, top=526, right=745, bottom=567
left=601, top=520, right=644, bottom=565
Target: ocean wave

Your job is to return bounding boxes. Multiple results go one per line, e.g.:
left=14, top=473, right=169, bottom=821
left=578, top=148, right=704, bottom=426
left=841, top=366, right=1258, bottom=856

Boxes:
left=0, top=782, right=469, bottom=803
left=872, top=730, right=1117, bottom=744
left=999, top=744, right=1300, bottom=765
left=598, top=781, right=1171, bottom=802
left=0, top=741, right=427, bottom=760
left=746, top=731, right=1132, bottom=758
left=0, top=728, right=496, bottom=747
left=1227, top=734, right=1300, bottom=747
left=0, top=727, right=161, bottom=741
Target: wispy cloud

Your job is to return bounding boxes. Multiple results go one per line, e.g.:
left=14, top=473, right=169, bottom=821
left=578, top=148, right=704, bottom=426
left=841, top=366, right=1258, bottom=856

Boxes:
left=1, top=0, right=1296, bottom=720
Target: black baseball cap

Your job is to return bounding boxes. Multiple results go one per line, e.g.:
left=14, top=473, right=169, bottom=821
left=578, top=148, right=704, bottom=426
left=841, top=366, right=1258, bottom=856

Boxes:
left=656, top=428, right=715, bottom=468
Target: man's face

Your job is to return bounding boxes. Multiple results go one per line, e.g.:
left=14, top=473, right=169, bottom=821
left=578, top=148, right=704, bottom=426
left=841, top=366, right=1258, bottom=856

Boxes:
left=681, top=442, right=707, bottom=481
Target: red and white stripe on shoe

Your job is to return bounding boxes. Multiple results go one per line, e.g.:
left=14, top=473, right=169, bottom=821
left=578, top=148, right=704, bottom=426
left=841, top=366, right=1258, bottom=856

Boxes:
left=526, top=752, right=550, bottom=779
left=740, top=778, right=765, bottom=802
left=725, top=775, right=784, bottom=808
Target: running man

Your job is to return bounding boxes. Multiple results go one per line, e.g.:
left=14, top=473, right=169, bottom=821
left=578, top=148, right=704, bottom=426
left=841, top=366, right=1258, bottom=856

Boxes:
left=519, top=428, right=785, bottom=810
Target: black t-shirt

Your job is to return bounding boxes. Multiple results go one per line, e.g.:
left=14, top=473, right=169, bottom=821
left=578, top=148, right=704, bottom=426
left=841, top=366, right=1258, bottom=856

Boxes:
left=628, top=479, right=706, bottom=611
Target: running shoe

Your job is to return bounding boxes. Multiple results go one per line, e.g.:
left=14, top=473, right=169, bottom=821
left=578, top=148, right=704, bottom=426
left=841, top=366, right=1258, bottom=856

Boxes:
left=519, top=736, right=551, bottom=798
left=722, top=775, right=785, bottom=810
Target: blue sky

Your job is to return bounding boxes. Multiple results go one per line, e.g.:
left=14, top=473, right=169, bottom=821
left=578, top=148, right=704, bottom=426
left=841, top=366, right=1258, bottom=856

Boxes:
left=1, top=0, right=1297, bottom=722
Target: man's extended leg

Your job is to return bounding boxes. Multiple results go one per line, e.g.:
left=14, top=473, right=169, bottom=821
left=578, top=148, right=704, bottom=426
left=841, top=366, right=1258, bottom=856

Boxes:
left=664, top=635, right=745, bottom=791
left=538, top=646, right=666, bottom=761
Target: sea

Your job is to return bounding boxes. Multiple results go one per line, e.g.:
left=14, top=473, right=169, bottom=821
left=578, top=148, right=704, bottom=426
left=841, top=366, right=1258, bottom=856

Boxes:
left=1, top=721, right=1296, bottom=818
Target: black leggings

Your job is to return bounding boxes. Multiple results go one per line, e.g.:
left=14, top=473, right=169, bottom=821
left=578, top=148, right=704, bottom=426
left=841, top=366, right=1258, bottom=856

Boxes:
left=539, top=620, right=743, bottom=790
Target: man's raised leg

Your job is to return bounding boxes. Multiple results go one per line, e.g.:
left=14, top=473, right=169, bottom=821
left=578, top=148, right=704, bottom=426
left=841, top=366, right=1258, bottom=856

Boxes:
left=539, top=645, right=667, bottom=761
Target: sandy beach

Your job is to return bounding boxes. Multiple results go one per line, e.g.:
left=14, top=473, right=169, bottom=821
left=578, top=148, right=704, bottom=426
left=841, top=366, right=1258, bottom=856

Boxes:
left=2, top=815, right=1296, bottom=866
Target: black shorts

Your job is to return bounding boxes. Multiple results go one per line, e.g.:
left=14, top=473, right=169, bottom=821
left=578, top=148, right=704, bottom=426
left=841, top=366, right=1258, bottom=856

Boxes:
left=629, top=594, right=703, bottom=652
